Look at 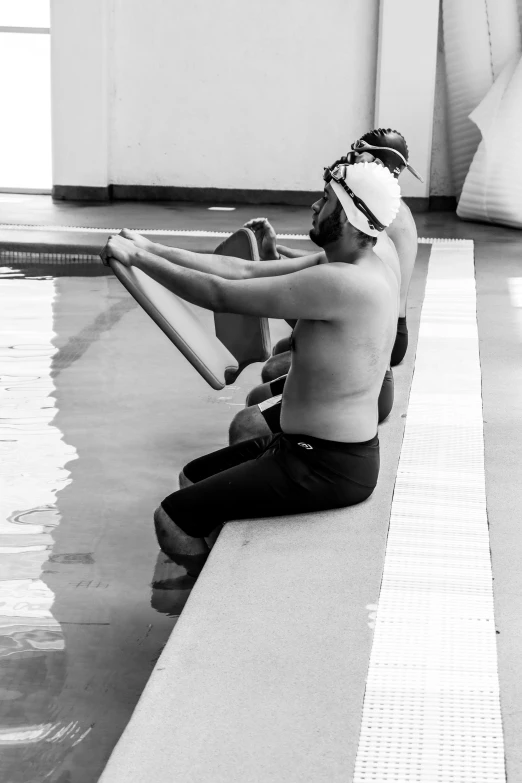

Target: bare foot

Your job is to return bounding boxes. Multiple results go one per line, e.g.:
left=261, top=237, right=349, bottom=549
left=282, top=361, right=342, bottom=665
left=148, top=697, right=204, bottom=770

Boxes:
left=153, top=506, right=209, bottom=577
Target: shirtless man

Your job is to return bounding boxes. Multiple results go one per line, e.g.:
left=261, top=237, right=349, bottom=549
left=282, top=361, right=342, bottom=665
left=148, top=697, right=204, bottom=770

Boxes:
left=102, top=161, right=400, bottom=576
left=264, top=129, right=419, bottom=379
left=229, top=129, right=419, bottom=444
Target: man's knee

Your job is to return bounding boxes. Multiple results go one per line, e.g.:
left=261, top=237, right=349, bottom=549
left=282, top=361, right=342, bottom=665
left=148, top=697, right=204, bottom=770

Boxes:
left=178, top=469, right=193, bottom=489
left=261, top=351, right=291, bottom=383
left=378, top=368, right=394, bottom=422
left=229, top=405, right=271, bottom=445
left=390, top=316, right=408, bottom=366
left=246, top=381, right=273, bottom=406
left=272, top=335, right=291, bottom=356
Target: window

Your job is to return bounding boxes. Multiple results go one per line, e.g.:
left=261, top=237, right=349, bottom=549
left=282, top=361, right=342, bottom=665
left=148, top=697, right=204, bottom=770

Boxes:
left=0, top=1, right=51, bottom=191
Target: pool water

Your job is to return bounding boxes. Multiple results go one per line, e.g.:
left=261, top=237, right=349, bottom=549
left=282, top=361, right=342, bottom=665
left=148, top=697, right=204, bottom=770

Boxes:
left=0, top=262, right=288, bottom=783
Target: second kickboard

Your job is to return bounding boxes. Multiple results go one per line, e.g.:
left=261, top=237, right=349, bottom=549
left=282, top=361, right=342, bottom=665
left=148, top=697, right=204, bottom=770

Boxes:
left=213, top=228, right=271, bottom=382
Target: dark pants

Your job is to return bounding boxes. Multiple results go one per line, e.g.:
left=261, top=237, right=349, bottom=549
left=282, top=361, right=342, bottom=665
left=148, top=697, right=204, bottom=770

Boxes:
left=161, top=433, right=379, bottom=538
left=391, top=316, right=408, bottom=366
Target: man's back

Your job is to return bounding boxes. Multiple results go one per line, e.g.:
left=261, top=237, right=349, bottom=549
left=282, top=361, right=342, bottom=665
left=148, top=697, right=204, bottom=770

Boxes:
left=386, top=200, right=418, bottom=317
left=282, top=252, right=399, bottom=442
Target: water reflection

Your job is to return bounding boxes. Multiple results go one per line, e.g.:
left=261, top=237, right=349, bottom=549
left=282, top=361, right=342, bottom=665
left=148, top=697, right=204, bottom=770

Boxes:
left=0, top=261, right=266, bottom=782
left=150, top=551, right=195, bottom=617
left=0, top=271, right=84, bottom=781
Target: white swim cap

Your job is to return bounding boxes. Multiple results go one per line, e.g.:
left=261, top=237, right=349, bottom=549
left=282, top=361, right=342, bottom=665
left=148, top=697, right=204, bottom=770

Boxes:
left=327, top=161, right=401, bottom=237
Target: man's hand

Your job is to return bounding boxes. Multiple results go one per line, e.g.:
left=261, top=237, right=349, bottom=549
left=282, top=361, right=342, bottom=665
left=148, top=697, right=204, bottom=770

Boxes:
left=101, top=234, right=139, bottom=267
left=99, top=240, right=112, bottom=266
left=244, top=217, right=279, bottom=261
left=119, top=227, right=153, bottom=252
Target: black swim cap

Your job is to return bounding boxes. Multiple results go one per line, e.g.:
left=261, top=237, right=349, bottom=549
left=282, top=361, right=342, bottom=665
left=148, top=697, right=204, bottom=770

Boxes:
left=359, top=128, right=409, bottom=176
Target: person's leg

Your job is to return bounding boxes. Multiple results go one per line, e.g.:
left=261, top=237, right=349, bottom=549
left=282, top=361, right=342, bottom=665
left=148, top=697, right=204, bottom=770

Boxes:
left=390, top=317, right=408, bottom=366
left=229, top=405, right=273, bottom=444
left=272, top=335, right=291, bottom=355
left=229, top=392, right=282, bottom=444
left=181, top=428, right=276, bottom=486
left=160, top=432, right=379, bottom=545
left=378, top=368, right=394, bottom=421
left=261, top=351, right=291, bottom=383
left=178, top=468, right=223, bottom=549
left=246, top=375, right=287, bottom=406
left=153, top=506, right=209, bottom=576
left=182, top=436, right=272, bottom=484
left=230, top=375, right=287, bottom=444
left=155, top=436, right=273, bottom=574
left=246, top=381, right=273, bottom=406
left=157, top=435, right=284, bottom=573
left=178, top=470, right=193, bottom=488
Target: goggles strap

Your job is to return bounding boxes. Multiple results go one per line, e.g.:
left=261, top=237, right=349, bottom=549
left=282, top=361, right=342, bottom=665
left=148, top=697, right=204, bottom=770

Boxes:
left=327, top=166, right=386, bottom=233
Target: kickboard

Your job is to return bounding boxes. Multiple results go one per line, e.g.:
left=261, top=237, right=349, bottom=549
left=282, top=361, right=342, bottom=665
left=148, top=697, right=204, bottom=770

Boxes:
left=110, top=260, right=238, bottom=390
left=213, top=228, right=271, bottom=382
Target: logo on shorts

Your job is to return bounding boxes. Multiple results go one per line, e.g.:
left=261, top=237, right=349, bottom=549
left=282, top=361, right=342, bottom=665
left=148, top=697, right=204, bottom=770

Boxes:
left=298, top=442, right=313, bottom=450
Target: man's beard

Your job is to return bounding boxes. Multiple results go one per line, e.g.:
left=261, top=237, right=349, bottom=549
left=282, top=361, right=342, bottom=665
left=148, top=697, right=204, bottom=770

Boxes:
left=309, top=201, right=344, bottom=247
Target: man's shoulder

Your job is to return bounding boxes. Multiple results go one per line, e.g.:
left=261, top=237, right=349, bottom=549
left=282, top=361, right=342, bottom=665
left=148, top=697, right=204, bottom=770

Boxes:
left=388, top=199, right=417, bottom=239
left=327, top=257, right=394, bottom=304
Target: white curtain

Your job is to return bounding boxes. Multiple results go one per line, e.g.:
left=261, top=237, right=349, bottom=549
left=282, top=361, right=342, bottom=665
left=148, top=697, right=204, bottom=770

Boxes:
left=442, top=0, right=521, bottom=197
left=457, top=54, right=522, bottom=228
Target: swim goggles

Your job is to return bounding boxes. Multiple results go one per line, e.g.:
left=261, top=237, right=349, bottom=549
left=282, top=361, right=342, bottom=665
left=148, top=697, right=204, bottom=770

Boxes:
left=348, top=139, right=424, bottom=182
left=323, top=164, right=386, bottom=232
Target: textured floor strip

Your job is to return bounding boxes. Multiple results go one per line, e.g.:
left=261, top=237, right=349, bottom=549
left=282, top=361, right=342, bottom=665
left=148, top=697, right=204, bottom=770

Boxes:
left=353, top=239, right=505, bottom=782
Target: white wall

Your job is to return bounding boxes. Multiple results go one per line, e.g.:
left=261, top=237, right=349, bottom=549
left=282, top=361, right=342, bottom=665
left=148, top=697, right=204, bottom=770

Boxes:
left=52, top=0, right=379, bottom=193
left=51, top=0, right=109, bottom=188
left=375, top=0, right=440, bottom=200
left=51, top=0, right=456, bottom=198
left=429, top=17, right=454, bottom=197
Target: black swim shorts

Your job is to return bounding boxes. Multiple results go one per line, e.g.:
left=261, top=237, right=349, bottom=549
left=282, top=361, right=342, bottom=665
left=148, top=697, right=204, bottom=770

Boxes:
left=258, top=393, right=283, bottom=433
left=390, top=316, right=408, bottom=366
left=258, top=369, right=394, bottom=434
left=161, top=432, right=379, bottom=538
left=269, top=375, right=287, bottom=396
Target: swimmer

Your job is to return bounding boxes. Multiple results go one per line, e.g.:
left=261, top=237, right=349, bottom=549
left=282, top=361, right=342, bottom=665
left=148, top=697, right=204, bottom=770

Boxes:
left=102, top=161, right=401, bottom=576
left=259, top=128, right=418, bottom=384
left=228, top=129, right=419, bottom=444
left=230, top=216, right=400, bottom=444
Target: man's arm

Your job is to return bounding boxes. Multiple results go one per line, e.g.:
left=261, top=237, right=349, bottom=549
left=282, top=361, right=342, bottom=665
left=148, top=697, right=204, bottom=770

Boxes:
left=129, top=246, right=369, bottom=321
left=385, top=201, right=418, bottom=313
left=277, top=245, right=326, bottom=263
left=115, top=230, right=324, bottom=280
left=135, top=239, right=253, bottom=280
left=142, top=243, right=325, bottom=279
left=248, top=253, right=326, bottom=277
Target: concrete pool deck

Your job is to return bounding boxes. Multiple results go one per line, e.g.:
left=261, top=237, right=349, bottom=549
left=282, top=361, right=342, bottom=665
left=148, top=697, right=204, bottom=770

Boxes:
left=1, top=197, right=522, bottom=782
